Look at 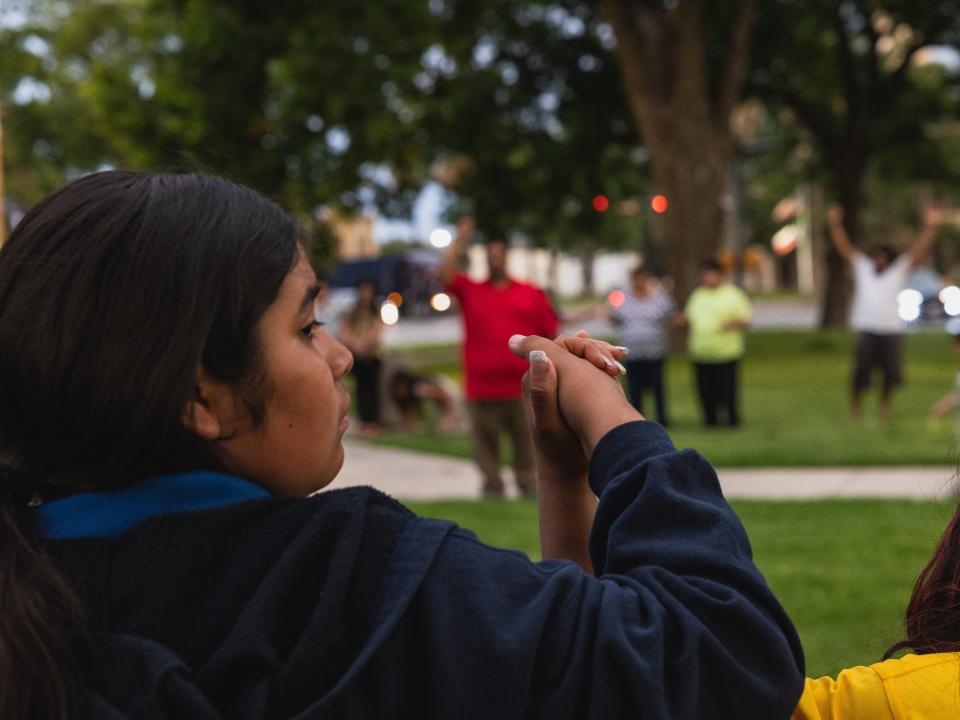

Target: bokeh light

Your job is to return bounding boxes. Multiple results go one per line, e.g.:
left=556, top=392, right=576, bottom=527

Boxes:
left=897, top=289, right=923, bottom=307
left=898, top=304, right=921, bottom=322
left=380, top=301, right=400, bottom=325
left=651, top=194, right=669, bottom=214
left=430, top=292, right=452, bottom=312
left=429, top=228, right=453, bottom=247
left=607, top=289, right=625, bottom=308
left=387, top=291, right=404, bottom=307
left=897, top=289, right=923, bottom=322
left=592, top=194, right=610, bottom=212
left=939, top=285, right=960, bottom=305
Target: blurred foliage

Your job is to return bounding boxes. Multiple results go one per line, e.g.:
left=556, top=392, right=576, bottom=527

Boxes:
left=1, top=0, right=648, bottom=252
left=1, top=0, right=959, bottom=266
left=750, top=1, right=960, bottom=224
left=301, top=217, right=338, bottom=279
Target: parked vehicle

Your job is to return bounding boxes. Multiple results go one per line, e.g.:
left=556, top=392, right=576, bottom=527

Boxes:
left=328, top=251, right=448, bottom=317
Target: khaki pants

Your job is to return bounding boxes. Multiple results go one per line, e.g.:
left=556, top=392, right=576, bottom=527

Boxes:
left=467, top=398, right=536, bottom=497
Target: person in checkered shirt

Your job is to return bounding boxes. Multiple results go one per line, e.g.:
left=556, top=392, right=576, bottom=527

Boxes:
left=610, top=266, right=677, bottom=426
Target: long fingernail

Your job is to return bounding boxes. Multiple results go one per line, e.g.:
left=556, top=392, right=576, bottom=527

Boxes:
left=529, top=350, right=547, bottom=370
left=613, top=346, right=630, bottom=355
left=603, top=356, right=616, bottom=370
left=508, top=334, right=527, bottom=351
left=615, top=361, right=628, bottom=375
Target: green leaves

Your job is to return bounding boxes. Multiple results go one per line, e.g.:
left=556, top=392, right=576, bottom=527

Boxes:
left=2, top=0, right=648, bottom=253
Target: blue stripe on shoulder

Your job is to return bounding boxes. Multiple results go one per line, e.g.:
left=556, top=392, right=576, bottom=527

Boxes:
left=35, top=472, right=269, bottom=539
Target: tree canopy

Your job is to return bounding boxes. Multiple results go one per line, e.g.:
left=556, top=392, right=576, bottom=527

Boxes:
left=2, top=0, right=647, bottom=254
left=3, top=0, right=959, bottom=310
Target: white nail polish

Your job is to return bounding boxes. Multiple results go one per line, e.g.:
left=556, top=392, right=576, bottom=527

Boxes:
left=508, top=334, right=527, bottom=350
left=529, top=350, right=547, bottom=365
left=615, top=361, right=628, bottom=375
left=603, top=356, right=616, bottom=369
left=614, top=346, right=630, bottom=355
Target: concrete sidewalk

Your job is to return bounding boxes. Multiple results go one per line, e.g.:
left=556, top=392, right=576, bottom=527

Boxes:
left=327, top=439, right=959, bottom=501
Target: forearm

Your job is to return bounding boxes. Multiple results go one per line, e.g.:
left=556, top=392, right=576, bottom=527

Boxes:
left=537, top=469, right=596, bottom=574
left=910, top=225, right=937, bottom=266
left=415, top=419, right=804, bottom=717
left=584, top=422, right=805, bottom=714
left=561, top=385, right=642, bottom=457
left=440, top=236, right=468, bottom=286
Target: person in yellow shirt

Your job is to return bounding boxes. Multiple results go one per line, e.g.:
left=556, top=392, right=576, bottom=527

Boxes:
left=795, top=653, right=960, bottom=719
left=794, top=507, right=960, bottom=719
left=676, top=260, right=752, bottom=427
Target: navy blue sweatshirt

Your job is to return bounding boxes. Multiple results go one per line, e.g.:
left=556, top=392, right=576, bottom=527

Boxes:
left=43, top=422, right=804, bottom=718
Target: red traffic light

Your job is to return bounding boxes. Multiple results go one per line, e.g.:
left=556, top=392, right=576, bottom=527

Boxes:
left=651, top=194, right=669, bottom=214
left=592, top=194, right=610, bottom=213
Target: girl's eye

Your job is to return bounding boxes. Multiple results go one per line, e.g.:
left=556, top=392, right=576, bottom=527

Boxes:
left=301, top=320, right=323, bottom=338
left=301, top=300, right=325, bottom=337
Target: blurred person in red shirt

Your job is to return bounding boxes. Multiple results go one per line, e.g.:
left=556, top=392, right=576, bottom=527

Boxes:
left=440, top=217, right=558, bottom=497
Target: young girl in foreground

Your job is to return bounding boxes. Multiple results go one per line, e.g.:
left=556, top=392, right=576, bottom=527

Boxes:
left=0, top=171, right=803, bottom=719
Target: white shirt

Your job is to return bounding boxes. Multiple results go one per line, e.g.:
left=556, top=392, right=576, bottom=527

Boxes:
left=849, top=251, right=912, bottom=334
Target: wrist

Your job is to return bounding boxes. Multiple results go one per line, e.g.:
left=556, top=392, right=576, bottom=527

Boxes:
left=579, top=407, right=645, bottom=457
left=536, top=461, right=588, bottom=485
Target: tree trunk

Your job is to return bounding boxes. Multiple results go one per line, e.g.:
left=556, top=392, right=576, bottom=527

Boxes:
left=580, top=243, right=596, bottom=297
left=656, top=137, right=730, bottom=301
left=819, top=159, right=865, bottom=327
left=819, top=249, right=850, bottom=328
left=603, top=0, right=755, bottom=303
left=805, top=183, right=826, bottom=299
left=547, top=246, right=560, bottom=295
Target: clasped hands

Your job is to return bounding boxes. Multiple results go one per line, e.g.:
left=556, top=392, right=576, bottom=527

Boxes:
left=508, top=332, right=644, bottom=482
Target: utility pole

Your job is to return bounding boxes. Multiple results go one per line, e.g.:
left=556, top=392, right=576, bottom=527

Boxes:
left=0, top=100, right=7, bottom=247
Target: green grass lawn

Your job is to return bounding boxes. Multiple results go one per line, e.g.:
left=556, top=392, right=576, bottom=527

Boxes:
left=382, top=330, right=960, bottom=679
left=374, top=329, right=960, bottom=467
left=405, top=497, right=956, bottom=679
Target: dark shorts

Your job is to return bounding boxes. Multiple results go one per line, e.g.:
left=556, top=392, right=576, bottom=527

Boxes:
left=853, top=333, right=903, bottom=392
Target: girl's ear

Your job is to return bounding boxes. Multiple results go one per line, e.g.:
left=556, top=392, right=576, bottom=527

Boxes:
left=181, top=367, right=230, bottom=440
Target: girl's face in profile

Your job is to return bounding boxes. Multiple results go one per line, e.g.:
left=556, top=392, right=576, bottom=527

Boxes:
left=215, top=250, right=354, bottom=495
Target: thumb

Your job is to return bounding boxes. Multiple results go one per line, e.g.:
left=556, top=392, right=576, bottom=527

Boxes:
left=525, top=349, right=559, bottom=430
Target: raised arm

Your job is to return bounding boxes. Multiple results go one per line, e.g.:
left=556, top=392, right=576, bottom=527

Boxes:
left=410, top=363, right=805, bottom=716
left=439, top=216, right=474, bottom=288
left=907, top=204, right=945, bottom=268
left=514, top=335, right=634, bottom=573
left=826, top=204, right=855, bottom=263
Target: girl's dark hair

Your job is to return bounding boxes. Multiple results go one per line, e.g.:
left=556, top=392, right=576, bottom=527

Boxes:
left=0, top=170, right=299, bottom=718
left=886, top=503, right=960, bottom=658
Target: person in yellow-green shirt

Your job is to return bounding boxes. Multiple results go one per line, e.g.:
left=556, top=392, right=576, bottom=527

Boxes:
left=676, top=260, right=752, bottom=427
